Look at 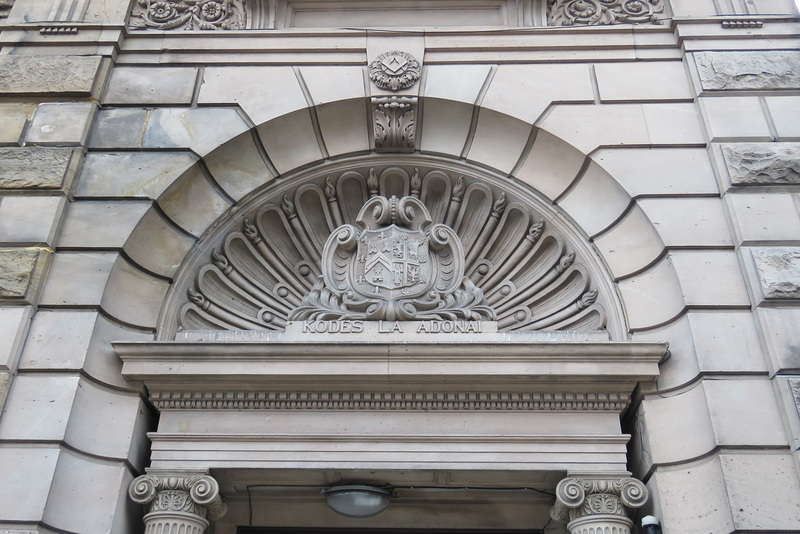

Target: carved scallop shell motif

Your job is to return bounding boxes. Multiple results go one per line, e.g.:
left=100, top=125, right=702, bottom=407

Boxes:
left=178, top=165, right=608, bottom=333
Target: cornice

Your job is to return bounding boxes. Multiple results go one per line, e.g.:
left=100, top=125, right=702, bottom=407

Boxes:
left=117, top=337, right=665, bottom=411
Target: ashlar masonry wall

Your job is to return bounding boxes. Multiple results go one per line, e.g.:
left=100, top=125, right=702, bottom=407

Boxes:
left=0, top=0, right=799, bottom=532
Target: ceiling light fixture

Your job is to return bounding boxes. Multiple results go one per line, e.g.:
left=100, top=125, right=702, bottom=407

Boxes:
left=321, top=485, right=395, bottom=518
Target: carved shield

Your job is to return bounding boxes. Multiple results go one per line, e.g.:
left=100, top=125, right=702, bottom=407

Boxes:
left=354, top=225, right=432, bottom=299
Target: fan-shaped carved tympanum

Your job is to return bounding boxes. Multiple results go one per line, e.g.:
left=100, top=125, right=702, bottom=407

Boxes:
left=170, top=161, right=613, bottom=336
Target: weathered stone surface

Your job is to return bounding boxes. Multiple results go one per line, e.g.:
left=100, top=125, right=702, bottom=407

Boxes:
left=0, top=370, right=11, bottom=415
left=87, top=108, right=149, bottom=149
left=0, top=0, right=14, bottom=19
left=0, top=148, right=74, bottom=189
left=751, top=248, right=800, bottom=300
left=721, top=143, right=800, bottom=185
left=0, top=56, right=103, bottom=95
left=695, top=51, right=800, bottom=91
left=104, top=67, right=198, bottom=105
left=27, top=102, right=97, bottom=146
left=0, top=103, right=35, bottom=144
left=0, top=248, right=45, bottom=300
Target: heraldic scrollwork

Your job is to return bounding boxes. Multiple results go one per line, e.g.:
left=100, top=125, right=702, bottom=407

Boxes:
left=289, top=194, right=495, bottom=322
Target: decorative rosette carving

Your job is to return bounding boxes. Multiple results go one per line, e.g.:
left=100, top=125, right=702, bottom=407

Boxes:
left=369, top=51, right=421, bottom=91
left=550, top=476, right=648, bottom=531
left=547, top=0, right=664, bottom=26
left=129, top=0, right=245, bottom=30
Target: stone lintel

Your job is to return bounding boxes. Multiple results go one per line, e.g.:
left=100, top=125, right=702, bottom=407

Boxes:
left=116, top=338, right=666, bottom=394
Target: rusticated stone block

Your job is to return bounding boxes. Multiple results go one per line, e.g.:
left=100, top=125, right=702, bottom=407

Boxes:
left=721, top=143, right=800, bottom=185
left=0, top=148, right=76, bottom=190
left=695, top=51, right=800, bottom=91
left=0, top=56, right=104, bottom=95
left=0, top=248, right=49, bottom=303
left=751, top=248, right=800, bottom=300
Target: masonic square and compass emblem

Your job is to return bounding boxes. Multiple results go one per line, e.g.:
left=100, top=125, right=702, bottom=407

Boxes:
left=369, top=51, right=422, bottom=91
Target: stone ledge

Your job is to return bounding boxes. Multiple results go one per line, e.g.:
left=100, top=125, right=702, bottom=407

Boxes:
left=116, top=337, right=666, bottom=392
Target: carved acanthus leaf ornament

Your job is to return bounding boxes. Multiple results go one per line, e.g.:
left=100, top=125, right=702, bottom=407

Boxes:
left=175, top=164, right=609, bottom=335
left=129, top=0, right=245, bottom=29
left=547, top=0, right=664, bottom=26
left=374, top=96, right=416, bottom=152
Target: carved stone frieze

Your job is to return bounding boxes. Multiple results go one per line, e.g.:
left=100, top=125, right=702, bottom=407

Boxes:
left=369, top=51, right=421, bottom=91
left=374, top=96, right=416, bottom=152
left=129, top=473, right=227, bottom=533
left=129, top=0, right=245, bottom=30
left=550, top=476, right=648, bottom=534
left=547, top=0, right=664, bottom=26
left=171, top=161, right=612, bottom=337
left=150, top=391, right=631, bottom=411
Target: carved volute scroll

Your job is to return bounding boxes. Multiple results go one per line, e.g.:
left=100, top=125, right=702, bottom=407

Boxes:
left=162, top=157, right=620, bottom=339
left=289, top=193, right=494, bottom=322
left=549, top=475, right=648, bottom=534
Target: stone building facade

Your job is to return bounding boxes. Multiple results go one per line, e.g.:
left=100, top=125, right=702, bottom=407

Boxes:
left=1, top=0, right=800, bottom=533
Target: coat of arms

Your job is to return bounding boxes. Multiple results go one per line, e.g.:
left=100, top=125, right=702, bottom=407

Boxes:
left=289, top=195, right=495, bottom=322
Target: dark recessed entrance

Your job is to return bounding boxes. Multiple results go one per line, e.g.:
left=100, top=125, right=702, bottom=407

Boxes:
left=239, top=529, right=544, bottom=534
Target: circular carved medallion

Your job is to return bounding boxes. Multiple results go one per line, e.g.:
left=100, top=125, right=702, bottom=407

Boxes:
left=369, top=51, right=421, bottom=91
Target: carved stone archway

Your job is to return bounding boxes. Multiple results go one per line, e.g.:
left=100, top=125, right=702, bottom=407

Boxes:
left=121, top=152, right=664, bottom=533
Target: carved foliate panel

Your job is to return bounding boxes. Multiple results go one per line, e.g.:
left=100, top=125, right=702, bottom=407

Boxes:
left=129, top=0, right=245, bottom=29
left=547, top=0, right=664, bottom=26
left=374, top=97, right=416, bottom=152
left=170, top=161, right=613, bottom=336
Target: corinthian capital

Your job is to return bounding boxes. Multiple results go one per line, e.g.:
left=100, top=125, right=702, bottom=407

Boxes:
left=129, top=472, right=227, bottom=534
left=550, top=475, right=648, bottom=534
